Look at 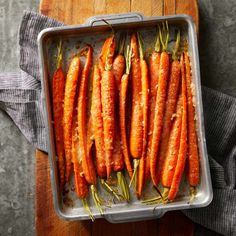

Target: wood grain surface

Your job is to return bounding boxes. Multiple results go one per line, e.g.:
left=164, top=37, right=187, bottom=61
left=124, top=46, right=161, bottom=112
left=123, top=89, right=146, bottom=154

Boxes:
left=37, top=0, right=198, bottom=235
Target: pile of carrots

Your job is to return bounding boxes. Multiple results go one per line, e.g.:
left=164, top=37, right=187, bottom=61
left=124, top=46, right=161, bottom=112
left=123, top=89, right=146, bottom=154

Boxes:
left=51, top=22, right=200, bottom=219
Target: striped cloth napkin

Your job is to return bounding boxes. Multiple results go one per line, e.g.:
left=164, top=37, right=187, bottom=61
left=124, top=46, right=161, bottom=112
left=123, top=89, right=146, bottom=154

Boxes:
left=0, top=11, right=235, bottom=236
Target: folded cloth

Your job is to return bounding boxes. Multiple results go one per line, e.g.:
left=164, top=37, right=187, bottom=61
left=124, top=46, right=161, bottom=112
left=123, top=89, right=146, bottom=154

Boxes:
left=0, top=11, right=235, bottom=236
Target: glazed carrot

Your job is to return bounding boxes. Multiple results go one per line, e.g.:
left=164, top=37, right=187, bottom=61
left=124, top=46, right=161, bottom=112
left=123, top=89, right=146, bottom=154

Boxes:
left=129, top=33, right=143, bottom=158
left=101, top=69, right=115, bottom=178
left=100, top=35, right=116, bottom=178
left=137, top=33, right=149, bottom=198
left=184, top=52, right=200, bottom=195
left=63, top=53, right=81, bottom=182
left=161, top=95, right=182, bottom=187
left=72, top=114, right=94, bottom=221
left=72, top=116, right=89, bottom=200
left=91, top=65, right=107, bottom=179
left=156, top=30, right=181, bottom=184
left=150, top=24, right=170, bottom=187
left=77, top=46, right=96, bottom=185
left=52, top=41, right=65, bottom=190
left=113, top=35, right=126, bottom=90
left=168, top=53, right=188, bottom=200
left=145, top=31, right=161, bottom=181
left=119, top=45, right=133, bottom=178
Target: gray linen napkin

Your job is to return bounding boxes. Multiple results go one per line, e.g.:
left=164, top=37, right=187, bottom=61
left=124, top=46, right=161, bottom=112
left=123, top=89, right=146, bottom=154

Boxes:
left=0, top=11, right=235, bottom=236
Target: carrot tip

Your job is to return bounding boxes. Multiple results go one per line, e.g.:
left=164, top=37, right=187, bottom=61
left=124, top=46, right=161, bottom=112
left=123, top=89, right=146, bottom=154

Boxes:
left=82, top=198, right=95, bottom=221
left=117, top=172, right=130, bottom=202
left=100, top=179, right=121, bottom=201
left=90, top=185, right=104, bottom=215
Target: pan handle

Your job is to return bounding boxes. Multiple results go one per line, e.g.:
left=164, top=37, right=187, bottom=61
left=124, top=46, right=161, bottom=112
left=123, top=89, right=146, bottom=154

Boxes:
left=84, top=12, right=144, bottom=26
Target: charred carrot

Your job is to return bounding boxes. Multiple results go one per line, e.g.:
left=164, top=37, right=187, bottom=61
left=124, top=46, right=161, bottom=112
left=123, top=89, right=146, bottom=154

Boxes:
left=129, top=33, right=143, bottom=159
left=77, top=46, right=96, bottom=185
left=156, top=30, right=181, bottom=184
left=52, top=41, right=65, bottom=190
left=137, top=33, right=149, bottom=198
left=168, top=53, right=188, bottom=201
left=119, top=45, right=133, bottom=178
left=91, top=65, right=107, bottom=179
left=150, top=23, right=170, bottom=187
left=101, top=36, right=116, bottom=178
left=63, top=52, right=81, bottom=182
left=184, top=52, right=200, bottom=198
left=145, top=30, right=161, bottom=181
left=113, top=35, right=126, bottom=91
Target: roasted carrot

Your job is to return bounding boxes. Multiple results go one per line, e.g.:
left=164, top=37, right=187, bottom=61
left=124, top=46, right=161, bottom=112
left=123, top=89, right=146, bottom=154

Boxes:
left=91, top=65, right=107, bottom=179
left=137, top=33, right=149, bottom=198
left=145, top=31, right=161, bottom=181
left=119, top=45, right=133, bottom=178
left=184, top=52, right=200, bottom=197
left=168, top=53, right=188, bottom=200
left=129, top=32, right=143, bottom=158
left=63, top=53, right=81, bottom=182
left=101, top=36, right=116, bottom=178
left=161, top=95, right=182, bottom=188
left=113, top=35, right=126, bottom=91
left=150, top=23, right=170, bottom=187
left=77, top=46, right=96, bottom=185
left=52, top=41, right=65, bottom=190
left=156, top=30, right=181, bottom=184
left=72, top=107, right=94, bottom=221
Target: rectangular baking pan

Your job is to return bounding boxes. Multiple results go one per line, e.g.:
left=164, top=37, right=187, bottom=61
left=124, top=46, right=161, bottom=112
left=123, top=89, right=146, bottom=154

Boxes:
left=38, top=13, right=213, bottom=223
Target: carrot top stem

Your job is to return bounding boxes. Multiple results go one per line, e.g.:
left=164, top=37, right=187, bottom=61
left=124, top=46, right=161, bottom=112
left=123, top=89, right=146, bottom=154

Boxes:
left=82, top=199, right=95, bottom=221
left=90, top=185, right=104, bottom=215
left=56, top=40, right=63, bottom=69
left=154, top=28, right=161, bottom=52
left=125, top=45, right=132, bottom=74
left=129, top=159, right=139, bottom=188
left=137, top=32, right=144, bottom=60
left=189, top=186, right=196, bottom=202
left=172, top=30, right=181, bottom=61
left=159, top=21, right=169, bottom=51
left=118, top=34, right=126, bottom=55
left=102, top=19, right=115, bottom=35
left=100, top=179, right=121, bottom=201
left=117, top=171, right=130, bottom=202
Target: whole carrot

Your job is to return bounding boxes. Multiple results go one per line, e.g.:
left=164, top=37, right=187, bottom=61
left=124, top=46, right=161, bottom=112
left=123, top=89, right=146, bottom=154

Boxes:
left=150, top=23, right=170, bottom=187
left=91, top=65, right=106, bottom=179
left=161, top=95, right=182, bottom=188
left=72, top=113, right=94, bottom=221
left=119, top=45, right=133, bottom=178
left=77, top=46, right=103, bottom=214
left=145, top=30, right=161, bottom=181
left=77, top=46, right=96, bottom=185
left=129, top=32, right=143, bottom=159
left=168, top=53, right=188, bottom=200
left=184, top=52, right=200, bottom=198
left=63, top=52, right=81, bottom=182
left=52, top=41, right=65, bottom=190
left=137, top=33, right=149, bottom=198
left=156, top=30, right=181, bottom=184
left=101, top=36, right=116, bottom=178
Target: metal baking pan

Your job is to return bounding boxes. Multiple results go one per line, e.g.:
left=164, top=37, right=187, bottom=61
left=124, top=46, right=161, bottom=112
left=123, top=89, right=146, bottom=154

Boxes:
left=38, top=13, right=213, bottom=223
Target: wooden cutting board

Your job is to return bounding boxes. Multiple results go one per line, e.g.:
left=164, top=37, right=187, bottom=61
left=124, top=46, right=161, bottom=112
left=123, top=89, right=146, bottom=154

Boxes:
left=36, top=0, right=198, bottom=235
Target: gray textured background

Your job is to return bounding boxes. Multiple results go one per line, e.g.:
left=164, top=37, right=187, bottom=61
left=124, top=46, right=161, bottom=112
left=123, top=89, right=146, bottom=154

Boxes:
left=0, top=0, right=235, bottom=235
